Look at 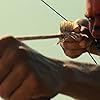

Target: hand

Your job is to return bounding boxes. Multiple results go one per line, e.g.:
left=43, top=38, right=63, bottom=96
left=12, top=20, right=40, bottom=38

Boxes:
left=60, top=27, right=92, bottom=58
left=0, top=36, right=57, bottom=100
left=59, top=18, right=95, bottom=58
left=0, top=36, right=38, bottom=100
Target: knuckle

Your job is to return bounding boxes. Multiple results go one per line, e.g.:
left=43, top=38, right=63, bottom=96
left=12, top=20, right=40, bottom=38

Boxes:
left=0, top=36, right=19, bottom=51
left=17, top=46, right=28, bottom=60
left=0, top=36, right=15, bottom=43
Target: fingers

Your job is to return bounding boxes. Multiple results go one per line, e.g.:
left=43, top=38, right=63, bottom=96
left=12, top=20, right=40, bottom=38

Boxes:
left=0, top=62, right=28, bottom=99
left=0, top=36, right=41, bottom=100
left=63, top=48, right=86, bottom=58
left=0, top=47, right=19, bottom=82
left=0, top=36, right=35, bottom=99
left=0, top=36, right=56, bottom=100
left=60, top=35, right=89, bottom=58
left=0, top=36, right=28, bottom=83
left=61, top=41, right=86, bottom=58
left=9, top=73, right=39, bottom=100
left=61, top=36, right=89, bottom=49
left=61, top=41, right=83, bottom=50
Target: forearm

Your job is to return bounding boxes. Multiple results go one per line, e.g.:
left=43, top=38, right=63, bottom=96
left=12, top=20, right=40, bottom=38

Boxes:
left=61, top=61, right=100, bottom=100
left=20, top=44, right=100, bottom=100
left=33, top=52, right=100, bottom=100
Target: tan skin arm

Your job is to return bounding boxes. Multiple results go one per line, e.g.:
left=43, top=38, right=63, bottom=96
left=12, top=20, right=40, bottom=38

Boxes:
left=60, top=61, right=100, bottom=100
left=0, top=36, right=60, bottom=100
left=0, top=36, right=100, bottom=100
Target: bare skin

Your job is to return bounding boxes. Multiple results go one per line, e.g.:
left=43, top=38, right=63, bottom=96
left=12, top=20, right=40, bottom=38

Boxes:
left=60, top=25, right=100, bottom=58
left=0, top=36, right=100, bottom=100
left=0, top=36, right=66, bottom=100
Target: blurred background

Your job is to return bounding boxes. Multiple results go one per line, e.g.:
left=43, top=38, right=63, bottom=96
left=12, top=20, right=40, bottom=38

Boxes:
left=0, top=0, right=99, bottom=100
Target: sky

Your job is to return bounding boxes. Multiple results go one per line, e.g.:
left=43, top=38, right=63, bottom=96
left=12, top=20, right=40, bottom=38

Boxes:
left=0, top=0, right=99, bottom=100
